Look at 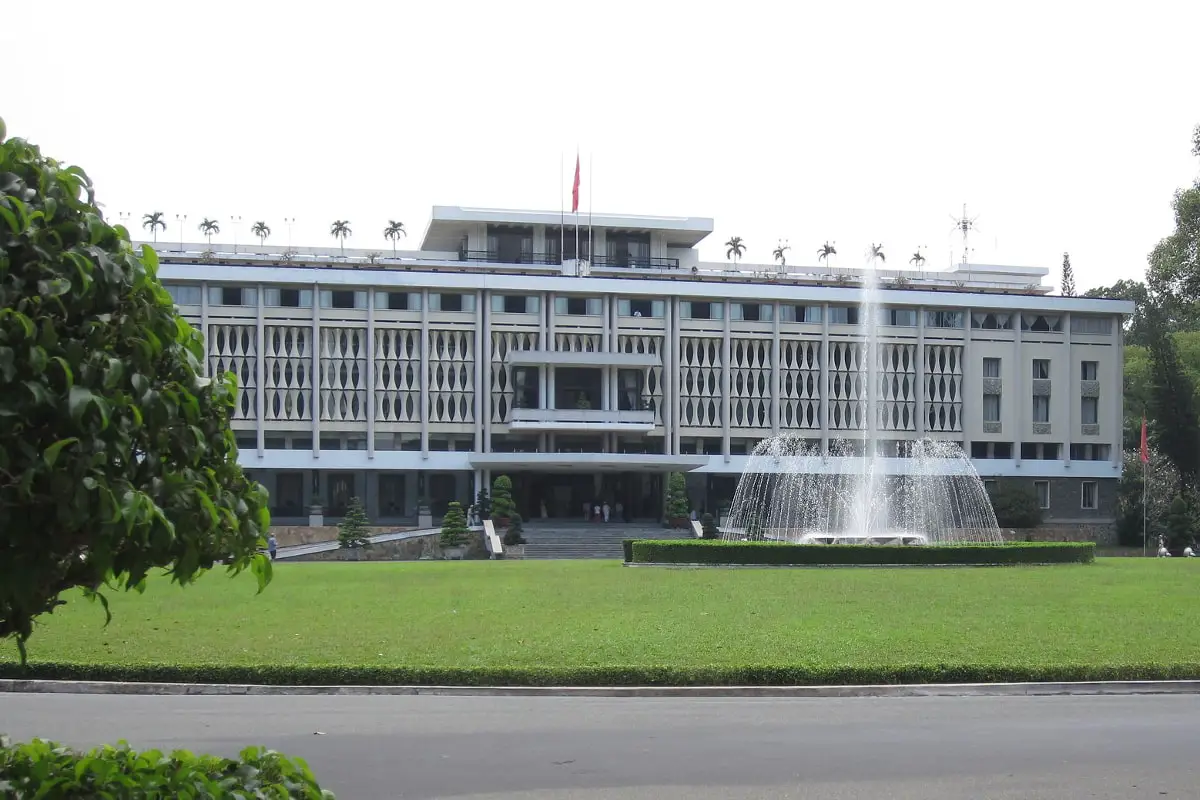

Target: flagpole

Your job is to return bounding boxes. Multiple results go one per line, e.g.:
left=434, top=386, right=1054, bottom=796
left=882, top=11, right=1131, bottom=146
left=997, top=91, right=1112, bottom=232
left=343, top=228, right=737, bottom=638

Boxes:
left=574, top=147, right=580, bottom=273
left=1143, top=454, right=1148, bottom=558
left=559, top=152, right=564, bottom=266
left=588, top=152, right=594, bottom=266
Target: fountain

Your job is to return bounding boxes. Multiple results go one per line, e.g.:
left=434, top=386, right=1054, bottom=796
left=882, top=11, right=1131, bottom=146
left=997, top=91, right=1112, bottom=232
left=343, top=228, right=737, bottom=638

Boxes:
left=721, top=255, right=1003, bottom=546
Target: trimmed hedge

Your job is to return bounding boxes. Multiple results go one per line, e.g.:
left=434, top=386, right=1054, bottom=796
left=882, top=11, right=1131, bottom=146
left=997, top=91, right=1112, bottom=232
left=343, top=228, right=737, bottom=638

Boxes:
left=0, top=736, right=334, bottom=798
left=0, top=660, right=1196, bottom=687
left=630, top=540, right=1095, bottom=566
left=622, top=538, right=639, bottom=563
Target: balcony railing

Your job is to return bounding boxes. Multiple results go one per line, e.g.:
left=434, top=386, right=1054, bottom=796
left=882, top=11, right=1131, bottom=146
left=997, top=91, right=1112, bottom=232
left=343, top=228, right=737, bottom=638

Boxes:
left=458, top=250, right=680, bottom=270
left=509, top=407, right=656, bottom=430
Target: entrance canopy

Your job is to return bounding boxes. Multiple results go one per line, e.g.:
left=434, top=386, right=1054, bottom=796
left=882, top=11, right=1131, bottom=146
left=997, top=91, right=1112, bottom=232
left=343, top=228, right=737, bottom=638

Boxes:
left=470, top=453, right=707, bottom=473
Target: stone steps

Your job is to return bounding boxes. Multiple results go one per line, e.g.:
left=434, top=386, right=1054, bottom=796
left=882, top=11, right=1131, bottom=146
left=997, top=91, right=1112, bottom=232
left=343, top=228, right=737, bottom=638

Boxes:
left=518, top=525, right=693, bottom=559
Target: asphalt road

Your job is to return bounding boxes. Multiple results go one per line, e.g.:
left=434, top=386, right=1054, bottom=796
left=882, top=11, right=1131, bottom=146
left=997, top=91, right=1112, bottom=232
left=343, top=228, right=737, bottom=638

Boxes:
left=2, top=692, right=1198, bottom=799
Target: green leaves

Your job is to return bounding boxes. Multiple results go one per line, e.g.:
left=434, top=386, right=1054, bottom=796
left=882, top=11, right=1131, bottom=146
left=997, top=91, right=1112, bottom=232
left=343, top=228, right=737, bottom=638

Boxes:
left=0, top=122, right=272, bottom=657
left=0, top=737, right=335, bottom=798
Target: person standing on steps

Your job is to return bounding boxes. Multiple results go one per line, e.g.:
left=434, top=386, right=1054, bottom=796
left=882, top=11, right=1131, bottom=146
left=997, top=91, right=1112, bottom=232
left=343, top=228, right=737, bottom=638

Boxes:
left=268, top=533, right=278, bottom=561
left=602, top=501, right=611, bottom=523
left=615, top=501, right=624, bottom=523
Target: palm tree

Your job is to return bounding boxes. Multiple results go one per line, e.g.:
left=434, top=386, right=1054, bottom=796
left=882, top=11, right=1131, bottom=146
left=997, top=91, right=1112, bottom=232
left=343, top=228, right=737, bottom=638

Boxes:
left=383, top=220, right=407, bottom=257
left=724, top=236, right=746, bottom=266
left=869, top=243, right=886, bottom=265
left=772, top=240, right=790, bottom=267
left=141, top=211, right=166, bottom=243
left=251, top=221, right=271, bottom=247
left=198, top=218, right=220, bottom=245
left=909, top=249, right=926, bottom=269
left=817, top=241, right=837, bottom=269
left=330, top=220, right=352, bottom=256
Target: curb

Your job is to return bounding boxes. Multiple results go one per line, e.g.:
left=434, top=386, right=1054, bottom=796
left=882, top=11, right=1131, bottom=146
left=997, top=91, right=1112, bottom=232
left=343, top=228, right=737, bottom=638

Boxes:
left=5, top=679, right=1200, bottom=698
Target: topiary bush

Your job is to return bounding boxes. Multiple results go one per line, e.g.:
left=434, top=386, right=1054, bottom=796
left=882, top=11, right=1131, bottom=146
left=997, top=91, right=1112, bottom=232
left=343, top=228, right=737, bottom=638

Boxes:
left=0, top=118, right=271, bottom=660
left=629, top=540, right=1095, bottom=566
left=0, top=735, right=334, bottom=798
left=336, top=496, right=371, bottom=551
left=665, top=473, right=690, bottom=524
left=491, top=475, right=515, bottom=524
left=700, top=512, right=719, bottom=539
left=503, top=512, right=526, bottom=546
left=440, top=501, right=469, bottom=550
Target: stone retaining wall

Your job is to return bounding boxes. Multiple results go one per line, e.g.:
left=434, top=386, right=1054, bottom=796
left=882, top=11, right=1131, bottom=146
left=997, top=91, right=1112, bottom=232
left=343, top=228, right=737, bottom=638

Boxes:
left=289, top=532, right=489, bottom=562
left=269, top=525, right=411, bottom=548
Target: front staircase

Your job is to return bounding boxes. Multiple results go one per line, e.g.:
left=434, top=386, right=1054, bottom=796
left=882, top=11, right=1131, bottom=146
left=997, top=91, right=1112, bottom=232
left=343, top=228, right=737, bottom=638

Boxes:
left=519, top=521, right=694, bottom=559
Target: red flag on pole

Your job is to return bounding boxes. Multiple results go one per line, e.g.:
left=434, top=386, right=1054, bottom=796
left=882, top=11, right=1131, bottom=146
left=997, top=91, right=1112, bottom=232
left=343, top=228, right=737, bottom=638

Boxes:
left=571, top=154, right=580, bottom=213
left=1140, top=418, right=1150, bottom=464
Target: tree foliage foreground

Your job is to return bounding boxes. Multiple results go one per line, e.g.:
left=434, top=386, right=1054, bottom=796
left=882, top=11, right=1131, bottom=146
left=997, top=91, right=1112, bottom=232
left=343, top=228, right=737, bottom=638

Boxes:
left=0, top=120, right=271, bottom=659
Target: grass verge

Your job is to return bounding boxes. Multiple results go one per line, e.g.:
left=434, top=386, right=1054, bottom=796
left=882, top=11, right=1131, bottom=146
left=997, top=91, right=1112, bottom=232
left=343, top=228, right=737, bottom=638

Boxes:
left=2, top=560, right=1197, bottom=686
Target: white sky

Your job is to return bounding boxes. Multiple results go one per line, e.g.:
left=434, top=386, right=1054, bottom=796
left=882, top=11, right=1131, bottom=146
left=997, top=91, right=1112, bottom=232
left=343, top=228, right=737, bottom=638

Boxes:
left=3, top=0, right=1198, bottom=292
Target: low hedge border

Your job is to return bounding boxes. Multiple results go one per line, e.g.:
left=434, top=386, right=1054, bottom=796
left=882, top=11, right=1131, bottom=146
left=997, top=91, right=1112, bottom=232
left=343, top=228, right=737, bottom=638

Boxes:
left=629, top=540, right=1095, bottom=566
left=1, top=661, right=1198, bottom=686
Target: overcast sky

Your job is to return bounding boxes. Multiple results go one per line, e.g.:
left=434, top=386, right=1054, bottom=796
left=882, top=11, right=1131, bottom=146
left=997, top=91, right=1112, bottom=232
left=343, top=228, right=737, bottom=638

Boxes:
left=4, top=0, right=1197, bottom=291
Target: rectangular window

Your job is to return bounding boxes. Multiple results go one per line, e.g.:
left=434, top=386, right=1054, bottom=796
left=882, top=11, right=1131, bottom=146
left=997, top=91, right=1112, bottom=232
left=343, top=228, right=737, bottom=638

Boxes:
left=993, top=442, right=1013, bottom=459
left=493, top=294, right=539, bottom=314
left=924, top=310, right=963, bottom=328
left=1081, top=481, right=1098, bottom=510
left=274, top=473, right=305, bottom=517
left=983, top=357, right=1001, bottom=378
left=1070, top=443, right=1112, bottom=461
left=1071, top=316, right=1113, bottom=335
left=1022, top=314, right=1062, bottom=332
left=1032, top=395, right=1050, bottom=423
left=618, top=298, right=664, bottom=318
left=319, top=437, right=342, bottom=451
left=430, top=292, right=475, bottom=312
left=378, top=474, right=406, bottom=518
left=264, top=288, right=313, bottom=308
left=555, top=296, right=601, bottom=316
left=971, top=312, right=1013, bottom=330
left=680, top=301, right=723, bottom=320
left=209, top=286, right=257, bottom=306
left=970, top=441, right=988, bottom=459
left=1081, top=396, right=1098, bottom=425
left=780, top=304, right=822, bottom=323
left=880, top=308, right=918, bottom=326
left=983, top=394, right=1001, bottom=422
left=164, top=284, right=203, bottom=305
left=828, top=306, right=860, bottom=325
left=319, top=290, right=366, bottom=309
left=732, top=303, right=773, bottom=322
left=375, top=291, right=421, bottom=311
left=1034, top=480, right=1050, bottom=509
left=327, top=474, right=355, bottom=517
left=1081, top=361, right=1098, bottom=381
left=1032, top=359, right=1051, bottom=380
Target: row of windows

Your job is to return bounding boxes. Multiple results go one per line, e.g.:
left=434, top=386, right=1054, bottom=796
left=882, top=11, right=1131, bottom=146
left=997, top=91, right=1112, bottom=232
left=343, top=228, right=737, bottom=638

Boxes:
left=168, top=285, right=1114, bottom=335
left=983, top=357, right=1099, bottom=381
left=971, top=442, right=1111, bottom=461
left=984, top=479, right=1099, bottom=511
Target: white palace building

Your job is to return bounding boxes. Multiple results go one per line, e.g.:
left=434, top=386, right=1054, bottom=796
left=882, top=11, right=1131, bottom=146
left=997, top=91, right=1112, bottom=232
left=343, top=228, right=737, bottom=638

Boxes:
left=152, top=206, right=1133, bottom=528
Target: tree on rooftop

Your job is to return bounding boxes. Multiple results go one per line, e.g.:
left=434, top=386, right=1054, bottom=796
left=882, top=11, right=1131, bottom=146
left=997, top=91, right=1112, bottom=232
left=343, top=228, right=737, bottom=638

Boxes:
left=141, top=211, right=165, bottom=243
left=869, top=243, right=886, bottom=266
left=909, top=249, right=926, bottom=269
left=724, top=236, right=745, bottom=266
left=1061, top=252, right=1076, bottom=297
left=198, top=218, right=220, bottom=245
left=384, top=220, right=406, bottom=257
left=818, top=241, right=837, bottom=269
left=251, top=221, right=270, bottom=247
left=772, top=241, right=789, bottom=267
left=330, top=220, right=352, bottom=257
left=0, top=118, right=271, bottom=661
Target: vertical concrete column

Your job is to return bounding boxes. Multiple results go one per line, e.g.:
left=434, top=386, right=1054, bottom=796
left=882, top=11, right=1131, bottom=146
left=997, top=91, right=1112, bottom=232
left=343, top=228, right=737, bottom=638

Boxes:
left=255, top=284, right=265, bottom=455
left=1063, top=312, right=1072, bottom=466
left=200, top=282, right=210, bottom=377
left=481, top=290, right=491, bottom=453
left=547, top=292, right=556, bottom=409
left=917, top=307, right=927, bottom=441
left=1112, top=314, right=1123, bottom=467
left=311, top=283, right=321, bottom=459
left=601, top=294, right=611, bottom=411
left=671, top=297, right=681, bottom=456
left=420, top=289, right=429, bottom=459
left=820, top=304, right=830, bottom=455
left=1014, top=313, right=1024, bottom=468
left=473, top=289, right=484, bottom=454
left=662, top=298, right=675, bottom=455
left=771, top=302, right=781, bottom=435
left=722, top=300, right=731, bottom=462
left=366, top=290, right=376, bottom=459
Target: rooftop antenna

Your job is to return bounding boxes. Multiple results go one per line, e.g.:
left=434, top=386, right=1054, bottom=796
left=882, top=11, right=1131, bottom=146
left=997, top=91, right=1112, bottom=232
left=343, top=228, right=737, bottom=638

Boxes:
left=949, top=203, right=980, bottom=280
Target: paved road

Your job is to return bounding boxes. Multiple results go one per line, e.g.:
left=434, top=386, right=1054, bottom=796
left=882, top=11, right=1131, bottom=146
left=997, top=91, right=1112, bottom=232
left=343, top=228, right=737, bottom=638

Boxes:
left=2, top=693, right=1198, bottom=799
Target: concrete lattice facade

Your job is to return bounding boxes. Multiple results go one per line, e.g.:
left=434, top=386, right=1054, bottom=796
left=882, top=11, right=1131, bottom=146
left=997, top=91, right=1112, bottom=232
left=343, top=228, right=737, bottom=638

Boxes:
left=153, top=206, right=1133, bottom=528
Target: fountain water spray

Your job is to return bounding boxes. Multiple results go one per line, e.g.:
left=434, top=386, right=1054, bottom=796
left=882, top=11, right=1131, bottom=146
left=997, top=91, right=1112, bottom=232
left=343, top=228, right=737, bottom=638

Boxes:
left=721, top=251, right=1002, bottom=546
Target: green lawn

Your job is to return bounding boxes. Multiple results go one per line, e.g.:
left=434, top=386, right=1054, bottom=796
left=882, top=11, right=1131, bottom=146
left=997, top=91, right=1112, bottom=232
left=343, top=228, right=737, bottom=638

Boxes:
left=3, top=560, right=1197, bottom=685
